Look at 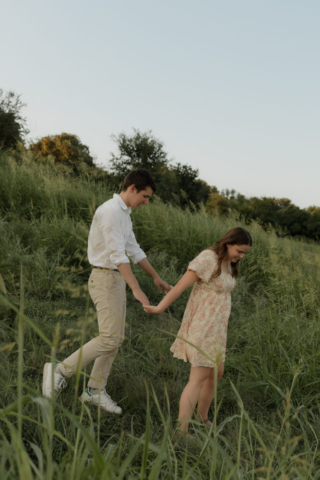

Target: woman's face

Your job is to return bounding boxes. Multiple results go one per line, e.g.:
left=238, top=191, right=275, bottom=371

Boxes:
left=226, top=244, right=251, bottom=263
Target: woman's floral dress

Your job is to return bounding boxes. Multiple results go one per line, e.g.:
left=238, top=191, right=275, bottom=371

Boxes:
left=170, top=250, right=236, bottom=367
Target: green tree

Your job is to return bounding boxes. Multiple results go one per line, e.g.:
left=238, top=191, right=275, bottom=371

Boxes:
left=29, top=133, right=95, bottom=174
left=193, top=179, right=212, bottom=205
left=206, top=190, right=230, bottom=215
left=110, top=129, right=183, bottom=201
left=109, top=129, right=211, bottom=206
left=307, top=205, right=320, bottom=215
left=0, top=90, right=29, bottom=149
left=109, top=129, right=170, bottom=180
left=171, top=163, right=198, bottom=197
left=247, top=197, right=291, bottom=226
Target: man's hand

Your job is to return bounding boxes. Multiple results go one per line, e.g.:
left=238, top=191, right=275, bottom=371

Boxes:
left=154, top=277, right=172, bottom=294
left=132, top=287, right=150, bottom=306
left=143, top=304, right=164, bottom=314
left=137, top=259, right=172, bottom=293
left=117, top=263, right=150, bottom=305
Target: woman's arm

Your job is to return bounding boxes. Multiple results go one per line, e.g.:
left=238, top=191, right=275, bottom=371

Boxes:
left=143, top=270, right=198, bottom=314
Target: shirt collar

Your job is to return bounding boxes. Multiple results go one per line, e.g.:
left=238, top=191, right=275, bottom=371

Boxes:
left=113, top=193, right=131, bottom=213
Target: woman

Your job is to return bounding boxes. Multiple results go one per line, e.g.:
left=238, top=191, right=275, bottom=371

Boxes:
left=143, top=227, right=252, bottom=433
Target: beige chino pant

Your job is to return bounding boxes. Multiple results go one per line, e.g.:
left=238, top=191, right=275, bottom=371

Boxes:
left=60, top=269, right=126, bottom=389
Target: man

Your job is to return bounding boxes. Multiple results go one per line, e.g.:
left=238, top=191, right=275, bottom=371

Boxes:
left=42, top=169, right=171, bottom=413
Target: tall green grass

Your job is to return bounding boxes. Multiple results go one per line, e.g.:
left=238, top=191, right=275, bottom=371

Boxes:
left=0, top=150, right=109, bottom=222
left=1, top=151, right=320, bottom=478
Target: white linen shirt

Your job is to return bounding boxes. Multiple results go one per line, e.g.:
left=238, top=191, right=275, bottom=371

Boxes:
left=87, top=194, right=146, bottom=268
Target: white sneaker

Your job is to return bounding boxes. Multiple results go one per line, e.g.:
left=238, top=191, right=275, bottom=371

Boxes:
left=42, top=363, right=67, bottom=398
left=79, top=388, right=122, bottom=414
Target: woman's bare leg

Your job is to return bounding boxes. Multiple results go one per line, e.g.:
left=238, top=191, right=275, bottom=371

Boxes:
left=197, top=362, right=224, bottom=423
left=178, top=366, right=211, bottom=432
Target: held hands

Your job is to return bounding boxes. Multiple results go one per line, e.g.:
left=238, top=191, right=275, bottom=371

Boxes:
left=131, top=278, right=172, bottom=307
left=143, top=277, right=172, bottom=314
left=143, top=270, right=195, bottom=316
left=143, top=304, right=164, bottom=314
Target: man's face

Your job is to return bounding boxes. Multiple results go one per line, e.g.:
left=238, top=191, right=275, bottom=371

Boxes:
left=130, top=186, right=153, bottom=208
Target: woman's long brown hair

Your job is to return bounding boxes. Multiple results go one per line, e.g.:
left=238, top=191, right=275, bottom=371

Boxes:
left=208, top=227, right=253, bottom=278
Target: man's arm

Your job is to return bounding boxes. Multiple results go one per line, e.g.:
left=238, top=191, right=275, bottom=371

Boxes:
left=100, top=209, right=150, bottom=305
left=143, top=270, right=198, bottom=314
left=138, top=258, right=172, bottom=293
left=117, top=263, right=150, bottom=305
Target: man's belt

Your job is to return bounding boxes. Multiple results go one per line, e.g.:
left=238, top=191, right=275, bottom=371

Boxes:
left=93, top=266, right=119, bottom=272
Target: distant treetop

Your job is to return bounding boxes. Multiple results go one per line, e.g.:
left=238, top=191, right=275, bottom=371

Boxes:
left=29, top=133, right=95, bottom=174
left=0, top=89, right=29, bottom=150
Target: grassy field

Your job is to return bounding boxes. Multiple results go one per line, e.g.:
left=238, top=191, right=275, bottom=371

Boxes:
left=1, top=151, right=320, bottom=479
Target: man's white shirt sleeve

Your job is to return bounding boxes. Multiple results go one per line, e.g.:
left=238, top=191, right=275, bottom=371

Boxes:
left=97, top=204, right=146, bottom=267
left=126, top=227, right=146, bottom=264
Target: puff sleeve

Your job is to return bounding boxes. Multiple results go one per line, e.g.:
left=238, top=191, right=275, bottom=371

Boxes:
left=188, top=250, right=218, bottom=283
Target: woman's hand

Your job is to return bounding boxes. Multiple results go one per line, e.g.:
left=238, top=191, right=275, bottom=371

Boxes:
left=143, top=304, right=164, bottom=314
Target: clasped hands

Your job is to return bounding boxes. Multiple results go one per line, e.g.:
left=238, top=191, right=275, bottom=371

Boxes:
left=143, top=304, right=164, bottom=314
left=142, top=276, right=171, bottom=314
left=132, top=276, right=171, bottom=313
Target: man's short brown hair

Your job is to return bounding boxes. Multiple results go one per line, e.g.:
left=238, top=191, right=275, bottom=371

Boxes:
left=122, top=169, right=156, bottom=192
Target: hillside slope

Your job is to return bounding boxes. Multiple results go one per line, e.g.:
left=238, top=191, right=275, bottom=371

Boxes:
left=1, top=151, right=320, bottom=478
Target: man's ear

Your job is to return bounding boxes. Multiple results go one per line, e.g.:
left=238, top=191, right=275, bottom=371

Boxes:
left=129, top=184, right=137, bottom=194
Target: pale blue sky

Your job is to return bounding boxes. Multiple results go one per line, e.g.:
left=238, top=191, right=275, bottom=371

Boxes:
left=2, top=0, right=319, bottom=208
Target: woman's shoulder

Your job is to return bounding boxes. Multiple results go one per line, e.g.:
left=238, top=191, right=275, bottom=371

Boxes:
left=190, top=249, right=218, bottom=266
left=188, top=249, right=218, bottom=283
left=196, top=249, right=218, bottom=262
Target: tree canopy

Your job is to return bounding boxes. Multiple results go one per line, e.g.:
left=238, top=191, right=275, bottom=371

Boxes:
left=109, top=129, right=211, bottom=206
left=109, top=129, right=169, bottom=178
left=29, top=133, right=95, bottom=174
left=0, top=90, right=29, bottom=150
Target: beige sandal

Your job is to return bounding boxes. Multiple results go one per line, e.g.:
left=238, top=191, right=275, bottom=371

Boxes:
left=202, top=418, right=213, bottom=427
left=201, top=417, right=220, bottom=429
